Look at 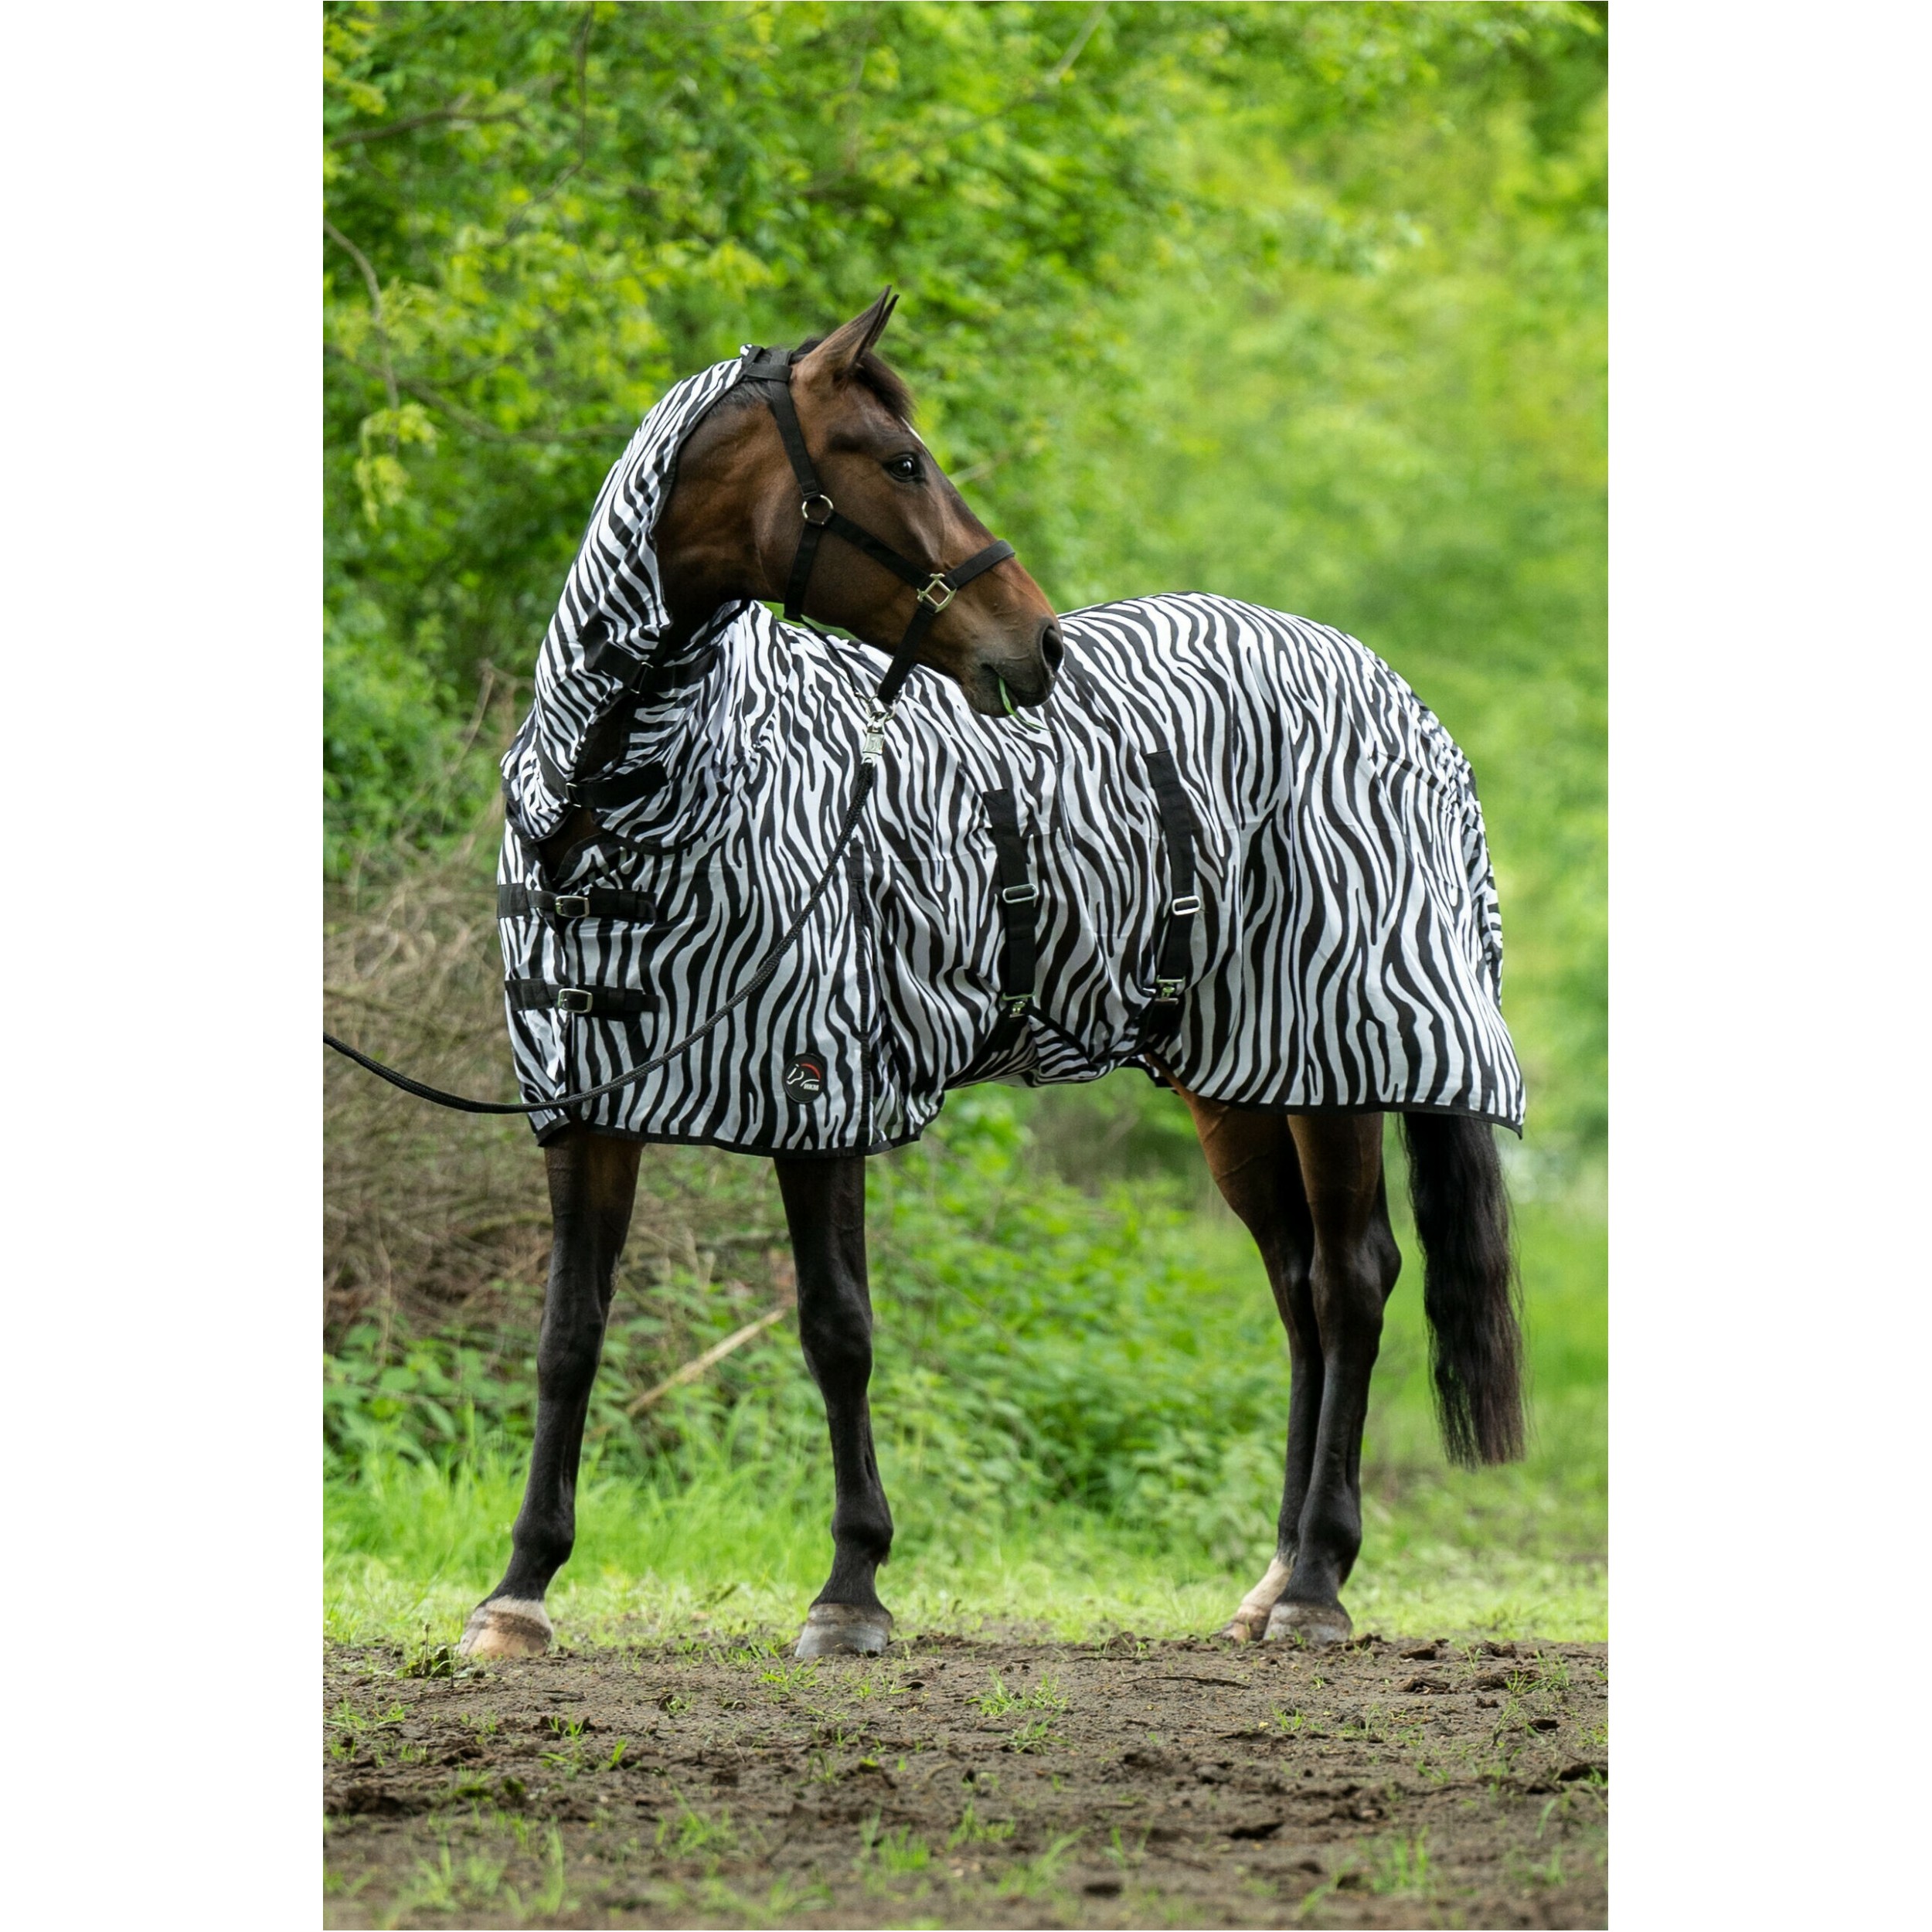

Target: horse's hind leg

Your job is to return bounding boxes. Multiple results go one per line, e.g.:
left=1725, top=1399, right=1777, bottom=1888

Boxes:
left=1172, top=1090, right=1320, bottom=1641
left=775, top=1154, right=896, bottom=1658
left=1266, top=1112, right=1401, bottom=1645
left=459, top=1126, right=641, bottom=1660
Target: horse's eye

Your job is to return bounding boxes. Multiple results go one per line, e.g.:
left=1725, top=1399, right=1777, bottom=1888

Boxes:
left=885, top=454, right=923, bottom=483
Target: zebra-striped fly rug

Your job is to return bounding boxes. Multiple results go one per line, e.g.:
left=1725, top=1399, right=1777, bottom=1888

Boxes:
left=498, top=357, right=1525, bottom=1155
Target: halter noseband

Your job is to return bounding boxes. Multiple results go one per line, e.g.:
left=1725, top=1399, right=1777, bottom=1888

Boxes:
left=737, top=345, right=1016, bottom=716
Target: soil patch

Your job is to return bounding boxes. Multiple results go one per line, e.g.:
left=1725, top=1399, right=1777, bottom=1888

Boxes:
left=324, top=1630, right=1607, bottom=1927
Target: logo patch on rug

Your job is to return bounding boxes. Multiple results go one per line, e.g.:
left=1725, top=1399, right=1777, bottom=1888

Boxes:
left=782, top=1053, right=826, bottom=1100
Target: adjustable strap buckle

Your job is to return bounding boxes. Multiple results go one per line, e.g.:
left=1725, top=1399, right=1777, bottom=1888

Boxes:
left=1001, top=883, right=1039, bottom=906
left=555, top=988, right=594, bottom=1015
left=553, top=894, right=590, bottom=919
left=917, top=573, right=956, bottom=612
left=1168, top=893, right=1201, bottom=917
left=801, top=492, right=835, bottom=526
left=1153, top=978, right=1186, bottom=1003
left=1003, top=993, right=1033, bottom=1019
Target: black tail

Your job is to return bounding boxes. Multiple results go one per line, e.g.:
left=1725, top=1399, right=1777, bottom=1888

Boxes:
left=1400, top=1114, right=1525, bottom=1468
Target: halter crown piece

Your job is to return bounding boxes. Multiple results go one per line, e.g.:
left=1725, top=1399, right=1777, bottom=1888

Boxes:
left=736, top=345, right=1015, bottom=757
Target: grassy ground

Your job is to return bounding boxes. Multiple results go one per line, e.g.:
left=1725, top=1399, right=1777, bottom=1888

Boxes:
left=325, top=1191, right=1604, bottom=1653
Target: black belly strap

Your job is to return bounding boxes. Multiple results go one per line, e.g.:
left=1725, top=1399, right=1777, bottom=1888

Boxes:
left=1139, top=746, right=1202, bottom=1039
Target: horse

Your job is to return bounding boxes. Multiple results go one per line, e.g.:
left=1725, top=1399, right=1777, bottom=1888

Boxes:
left=455, top=291, right=1525, bottom=1665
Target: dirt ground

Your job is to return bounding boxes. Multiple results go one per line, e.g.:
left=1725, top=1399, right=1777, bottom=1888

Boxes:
left=324, top=1628, right=1607, bottom=1929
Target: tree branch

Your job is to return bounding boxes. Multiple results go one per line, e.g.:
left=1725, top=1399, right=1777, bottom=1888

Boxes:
left=800, top=1, right=1111, bottom=201
left=322, top=218, right=400, bottom=434
left=626, top=1298, right=794, bottom=1414
left=327, top=97, right=529, bottom=146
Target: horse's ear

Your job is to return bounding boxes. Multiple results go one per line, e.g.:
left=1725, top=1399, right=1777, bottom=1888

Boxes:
left=797, top=287, right=897, bottom=383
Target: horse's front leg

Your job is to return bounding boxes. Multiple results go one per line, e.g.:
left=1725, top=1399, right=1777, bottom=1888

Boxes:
left=775, top=1152, right=895, bottom=1658
left=458, top=1125, right=641, bottom=1659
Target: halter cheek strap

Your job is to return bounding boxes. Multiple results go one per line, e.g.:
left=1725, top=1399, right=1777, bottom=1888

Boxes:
left=738, top=345, right=1016, bottom=711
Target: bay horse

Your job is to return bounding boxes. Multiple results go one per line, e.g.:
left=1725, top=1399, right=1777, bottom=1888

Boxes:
left=455, top=292, right=1524, bottom=1664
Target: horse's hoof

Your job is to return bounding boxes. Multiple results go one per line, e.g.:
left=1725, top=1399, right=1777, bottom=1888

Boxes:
left=1265, top=1599, right=1352, bottom=1648
left=457, top=1597, right=553, bottom=1661
left=1218, top=1607, right=1271, bottom=1643
left=794, top=1602, right=893, bottom=1658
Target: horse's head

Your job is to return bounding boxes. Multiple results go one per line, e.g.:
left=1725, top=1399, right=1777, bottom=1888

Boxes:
left=658, top=291, right=1063, bottom=715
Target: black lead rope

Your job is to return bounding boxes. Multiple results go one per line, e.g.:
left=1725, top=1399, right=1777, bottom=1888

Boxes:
left=324, top=344, right=1021, bottom=1119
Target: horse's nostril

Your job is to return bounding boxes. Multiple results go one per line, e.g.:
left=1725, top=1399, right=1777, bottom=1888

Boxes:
left=1039, top=619, right=1065, bottom=672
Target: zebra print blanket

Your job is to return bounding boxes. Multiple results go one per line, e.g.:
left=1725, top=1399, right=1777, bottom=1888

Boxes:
left=498, top=359, right=1525, bottom=1154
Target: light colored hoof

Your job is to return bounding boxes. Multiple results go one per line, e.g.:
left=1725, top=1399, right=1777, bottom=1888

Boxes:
left=1218, top=1606, right=1272, bottom=1643
left=794, top=1601, right=892, bottom=1658
left=457, top=1597, right=553, bottom=1660
left=1266, top=1599, right=1352, bottom=1648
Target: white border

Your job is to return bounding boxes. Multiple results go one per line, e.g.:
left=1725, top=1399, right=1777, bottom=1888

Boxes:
left=0, top=2, right=315, bottom=1922
left=1616, top=1, right=1926, bottom=1923
left=4, top=1, right=1926, bottom=1922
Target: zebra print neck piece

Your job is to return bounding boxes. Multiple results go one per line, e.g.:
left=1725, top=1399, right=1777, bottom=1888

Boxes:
left=495, top=366, right=1526, bottom=1155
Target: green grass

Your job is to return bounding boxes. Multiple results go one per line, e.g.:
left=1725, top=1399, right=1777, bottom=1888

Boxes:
left=325, top=1189, right=1603, bottom=1649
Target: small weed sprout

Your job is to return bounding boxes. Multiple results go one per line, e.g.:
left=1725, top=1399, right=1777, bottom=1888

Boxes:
left=758, top=1661, right=819, bottom=1698
left=1007, top=1716, right=1061, bottom=1753
left=995, top=1831, right=1083, bottom=1898
left=1369, top=1833, right=1432, bottom=1896
left=948, top=1801, right=1015, bottom=1847
left=856, top=1813, right=931, bottom=1877
left=534, top=1824, right=571, bottom=1917
left=971, top=1672, right=1022, bottom=1717
left=655, top=1794, right=736, bottom=1858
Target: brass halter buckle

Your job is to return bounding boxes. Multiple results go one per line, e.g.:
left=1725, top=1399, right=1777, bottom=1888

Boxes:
left=917, top=573, right=956, bottom=612
left=801, top=492, right=835, bottom=526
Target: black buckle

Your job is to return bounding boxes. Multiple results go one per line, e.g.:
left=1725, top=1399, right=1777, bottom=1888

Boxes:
left=553, top=894, right=590, bottom=919
left=1169, top=893, right=1201, bottom=917
left=556, top=988, right=594, bottom=1015
left=801, top=492, right=835, bottom=526
left=1001, top=883, right=1039, bottom=906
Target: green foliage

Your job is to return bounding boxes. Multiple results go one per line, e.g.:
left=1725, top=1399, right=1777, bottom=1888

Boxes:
left=323, top=5, right=1607, bottom=1151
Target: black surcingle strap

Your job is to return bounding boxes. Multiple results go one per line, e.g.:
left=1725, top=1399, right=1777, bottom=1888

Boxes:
left=1141, top=746, right=1202, bottom=1039
left=978, top=786, right=1039, bottom=1060
left=497, top=883, right=657, bottom=924
left=505, top=979, right=655, bottom=1018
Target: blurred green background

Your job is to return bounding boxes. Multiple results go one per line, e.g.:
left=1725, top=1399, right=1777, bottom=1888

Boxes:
left=323, top=1, right=1605, bottom=1645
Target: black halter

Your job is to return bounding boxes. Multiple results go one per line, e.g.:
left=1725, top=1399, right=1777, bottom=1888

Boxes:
left=736, top=345, right=1015, bottom=713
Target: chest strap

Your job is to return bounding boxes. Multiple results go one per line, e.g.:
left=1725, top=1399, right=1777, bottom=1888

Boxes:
left=978, top=786, right=1039, bottom=1059
left=498, top=883, right=658, bottom=924
left=505, top=979, right=655, bottom=1019
left=1141, top=746, right=1202, bottom=1039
